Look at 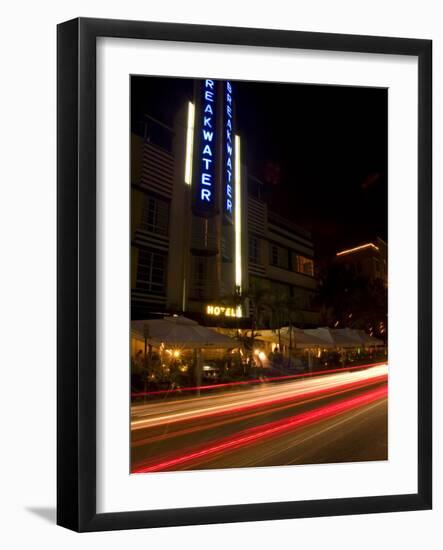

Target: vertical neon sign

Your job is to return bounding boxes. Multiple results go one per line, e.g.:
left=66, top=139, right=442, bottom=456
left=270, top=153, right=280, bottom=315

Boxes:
left=223, top=81, right=235, bottom=223
left=195, top=79, right=217, bottom=212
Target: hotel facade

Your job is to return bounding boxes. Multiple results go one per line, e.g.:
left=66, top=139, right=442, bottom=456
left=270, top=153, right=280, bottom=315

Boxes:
left=131, top=79, right=319, bottom=328
left=335, top=238, right=388, bottom=287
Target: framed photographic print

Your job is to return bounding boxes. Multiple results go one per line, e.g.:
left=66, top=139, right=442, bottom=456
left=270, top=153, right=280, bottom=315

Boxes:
left=57, top=17, right=432, bottom=532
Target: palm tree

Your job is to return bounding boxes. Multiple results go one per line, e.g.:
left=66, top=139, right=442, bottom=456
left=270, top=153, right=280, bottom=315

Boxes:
left=269, top=291, right=289, bottom=351
left=225, top=281, right=272, bottom=372
left=248, top=283, right=272, bottom=340
left=285, top=295, right=304, bottom=355
left=220, top=286, right=249, bottom=375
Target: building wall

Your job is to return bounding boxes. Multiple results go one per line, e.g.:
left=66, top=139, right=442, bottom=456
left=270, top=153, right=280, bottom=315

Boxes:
left=131, top=122, right=174, bottom=318
left=247, top=195, right=320, bottom=327
left=131, top=96, right=318, bottom=327
left=335, top=238, right=388, bottom=286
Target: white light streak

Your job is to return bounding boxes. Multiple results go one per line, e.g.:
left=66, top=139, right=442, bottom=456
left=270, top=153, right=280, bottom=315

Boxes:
left=235, top=135, right=242, bottom=293
left=184, top=102, right=195, bottom=185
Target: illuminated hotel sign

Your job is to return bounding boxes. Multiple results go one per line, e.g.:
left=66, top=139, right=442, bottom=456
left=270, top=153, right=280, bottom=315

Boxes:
left=193, top=79, right=236, bottom=219
left=195, top=79, right=217, bottom=213
left=223, top=81, right=235, bottom=223
left=206, top=304, right=240, bottom=318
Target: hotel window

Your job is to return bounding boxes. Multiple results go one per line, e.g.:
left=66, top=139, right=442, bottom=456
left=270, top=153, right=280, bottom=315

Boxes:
left=140, top=195, right=169, bottom=236
left=248, top=236, right=261, bottom=265
left=271, top=281, right=290, bottom=299
left=136, top=249, right=166, bottom=295
left=296, top=255, right=314, bottom=276
left=270, top=244, right=289, bottom=269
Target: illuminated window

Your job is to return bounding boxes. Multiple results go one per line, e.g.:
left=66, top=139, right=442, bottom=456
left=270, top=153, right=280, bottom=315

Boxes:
left=136, top=249, right=166, bottom=294
left=140, top=195, right=169, bottom=236
left=296, top=255, right=314, bottom=276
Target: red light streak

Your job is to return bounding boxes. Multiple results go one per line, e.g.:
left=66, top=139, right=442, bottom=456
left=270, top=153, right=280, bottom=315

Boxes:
left=132, top=374, right=387, bottom=447
left=131, top=361, right=386, bottom=398
left=132, top=374, right=387, bottom=433
left=133, top=385, right=387, bottom=473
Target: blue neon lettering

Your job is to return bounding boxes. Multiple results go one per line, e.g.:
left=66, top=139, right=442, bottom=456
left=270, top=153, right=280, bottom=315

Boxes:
left=201, top=189, right=211, bottom=201
left=224, top=81, right=234, bottom=219
left=197, top=79, right=217, bottom=208
left=201, top=173, right=212, bottom=186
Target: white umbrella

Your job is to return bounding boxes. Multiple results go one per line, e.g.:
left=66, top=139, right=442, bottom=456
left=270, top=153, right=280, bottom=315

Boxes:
left=304, top=327, right=357, bottom=348
left=355, top=329, right=384, bottom=347
left=331, top=328, right=364, bottom=348
left=258, top=328, right=326, bottom=348
left=279, top=327, right=331, bottom=349
left=132, top=316, right=236, bottom=349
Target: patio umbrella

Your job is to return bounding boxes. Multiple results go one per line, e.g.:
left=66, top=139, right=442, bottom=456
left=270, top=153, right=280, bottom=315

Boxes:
left=278, top=327, right=331, bottom=349
left=331, top=328, right=364, bottom=348
left=257, top=328, right=327, bottom=348
left=355, top=329, right=384, bottom=347
left=132, top=316, right=236, bottom=349
left=304, top=327, right=357, bottom=348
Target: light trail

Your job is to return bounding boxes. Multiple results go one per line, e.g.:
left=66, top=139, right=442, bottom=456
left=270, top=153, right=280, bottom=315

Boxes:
left=131, top=361, right=386, bottom=398
left=132, top=375, right=386, bottom=448
left=131, top=365, right=387, bottom=430
left=133, top=385, right=387, bottom=473
left=132, top=373, right=387, bottom=431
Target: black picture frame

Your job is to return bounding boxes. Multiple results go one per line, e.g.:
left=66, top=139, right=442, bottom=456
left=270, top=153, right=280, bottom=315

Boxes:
left=57, top=17, right=432, bottom=532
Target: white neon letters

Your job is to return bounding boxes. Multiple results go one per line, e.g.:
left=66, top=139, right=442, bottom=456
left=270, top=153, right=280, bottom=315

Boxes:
left=195, top=79, right=235, bottom=216
left=225, top=81, right=234, bottom=218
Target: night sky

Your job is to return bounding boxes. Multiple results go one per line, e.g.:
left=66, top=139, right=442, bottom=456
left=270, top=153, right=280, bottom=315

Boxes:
left=131, top=76, right=387, bottom=264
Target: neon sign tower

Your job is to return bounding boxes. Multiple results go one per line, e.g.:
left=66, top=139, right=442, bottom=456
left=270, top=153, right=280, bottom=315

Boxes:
left=195, top=79, right=217, bottom=211
left=182, top=78, right=243, bottom=317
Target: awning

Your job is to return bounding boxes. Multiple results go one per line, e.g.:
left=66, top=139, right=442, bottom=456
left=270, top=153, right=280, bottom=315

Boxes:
left=257, top=328, right=334, bottom=348
left=131, top=316, right=237, bottom=349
